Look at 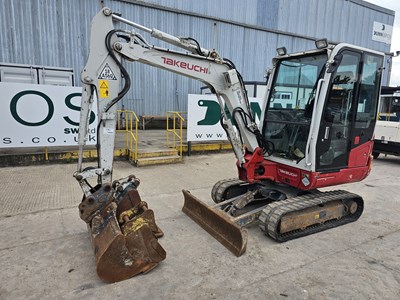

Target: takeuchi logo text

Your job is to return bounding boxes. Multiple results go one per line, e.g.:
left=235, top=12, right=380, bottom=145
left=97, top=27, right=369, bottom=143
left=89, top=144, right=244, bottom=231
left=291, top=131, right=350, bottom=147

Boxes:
left=161, top=57, right=209, bottom=74
left=278, top=169, right=298, bottom=177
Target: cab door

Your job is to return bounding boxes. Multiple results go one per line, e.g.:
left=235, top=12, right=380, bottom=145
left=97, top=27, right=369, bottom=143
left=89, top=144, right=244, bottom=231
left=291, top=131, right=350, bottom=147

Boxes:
left=316, top=50, right=383, bottom=172
left=316, top=50, right=361, bottom=172
left=349, top=53, right=383, bottom=152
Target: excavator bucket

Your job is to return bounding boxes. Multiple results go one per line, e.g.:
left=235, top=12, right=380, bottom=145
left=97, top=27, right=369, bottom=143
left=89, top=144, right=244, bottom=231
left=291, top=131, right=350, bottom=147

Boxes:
left=182, top=190, right=248, bottom=257
left=80, top=186, right=166, bottom=283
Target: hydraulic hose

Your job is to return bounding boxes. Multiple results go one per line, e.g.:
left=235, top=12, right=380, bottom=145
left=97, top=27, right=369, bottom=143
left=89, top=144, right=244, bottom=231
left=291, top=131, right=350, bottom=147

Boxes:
left=95, top=30, right=132, bottom=167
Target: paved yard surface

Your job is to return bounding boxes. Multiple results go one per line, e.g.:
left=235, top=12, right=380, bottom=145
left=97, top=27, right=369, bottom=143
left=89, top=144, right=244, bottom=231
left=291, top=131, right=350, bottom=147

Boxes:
left=0, top=153, right=399, bottom=299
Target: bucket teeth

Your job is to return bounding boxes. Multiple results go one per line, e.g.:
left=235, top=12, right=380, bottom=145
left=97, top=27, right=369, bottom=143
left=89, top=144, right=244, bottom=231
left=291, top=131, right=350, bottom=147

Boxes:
left=83, top=185, right=166, bottom=283
left=182, top=189, right=247, bottom=257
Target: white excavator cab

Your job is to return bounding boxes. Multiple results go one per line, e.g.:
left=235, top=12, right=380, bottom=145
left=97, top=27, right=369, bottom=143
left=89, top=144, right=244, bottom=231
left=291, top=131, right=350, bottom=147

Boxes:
left=262, top=44, right=383, bottom=176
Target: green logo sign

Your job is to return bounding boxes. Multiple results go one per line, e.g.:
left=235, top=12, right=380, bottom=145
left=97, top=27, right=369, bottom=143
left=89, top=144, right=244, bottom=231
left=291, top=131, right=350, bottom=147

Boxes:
left=197, top=100, right=262, bottom=126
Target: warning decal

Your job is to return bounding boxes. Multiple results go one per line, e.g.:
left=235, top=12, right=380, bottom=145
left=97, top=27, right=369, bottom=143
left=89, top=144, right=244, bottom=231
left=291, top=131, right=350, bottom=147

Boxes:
left=99, top=80, right=109, bottom=98
left=98, top=63, right=117, bottom=80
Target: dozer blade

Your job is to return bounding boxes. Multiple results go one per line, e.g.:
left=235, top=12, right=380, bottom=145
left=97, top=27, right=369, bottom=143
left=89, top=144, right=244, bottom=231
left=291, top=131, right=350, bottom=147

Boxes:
left=182, top=189, right=247, bottom=257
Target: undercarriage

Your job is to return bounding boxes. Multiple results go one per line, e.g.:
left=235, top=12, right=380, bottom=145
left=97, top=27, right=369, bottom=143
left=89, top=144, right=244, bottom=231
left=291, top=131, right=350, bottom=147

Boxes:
left=183, top=178, right=363, bottom=256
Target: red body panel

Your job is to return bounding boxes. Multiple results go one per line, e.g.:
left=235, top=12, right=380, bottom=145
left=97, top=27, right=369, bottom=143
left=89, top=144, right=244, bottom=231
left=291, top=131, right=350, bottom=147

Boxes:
left=237, top=141, right=374, bottom=191
left=348, top=140, right=373, bottom=168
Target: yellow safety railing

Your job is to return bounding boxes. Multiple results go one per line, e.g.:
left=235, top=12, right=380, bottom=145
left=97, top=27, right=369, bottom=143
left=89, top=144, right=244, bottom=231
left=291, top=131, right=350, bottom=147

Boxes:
left=378, top=112, right=394, bottom=121
left=166, top=111, right=186, bottom=159
left=117, top=110, right=139, bottom=162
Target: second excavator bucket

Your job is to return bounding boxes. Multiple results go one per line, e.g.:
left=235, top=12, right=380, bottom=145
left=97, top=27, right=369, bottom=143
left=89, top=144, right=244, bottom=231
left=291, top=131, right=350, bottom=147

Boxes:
left=80, top=184, right=166, bottom=283
left=182, top=190, right=248, bottom=257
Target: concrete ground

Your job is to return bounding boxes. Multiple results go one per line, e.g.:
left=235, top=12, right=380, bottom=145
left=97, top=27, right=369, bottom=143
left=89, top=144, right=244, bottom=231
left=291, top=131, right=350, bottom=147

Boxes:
left=0, top=153, right=399, bottom=300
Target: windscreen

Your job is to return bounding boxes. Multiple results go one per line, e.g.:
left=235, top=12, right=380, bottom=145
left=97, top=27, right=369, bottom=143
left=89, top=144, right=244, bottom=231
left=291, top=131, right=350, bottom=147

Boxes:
left=263, top=53, right=327, bottom=161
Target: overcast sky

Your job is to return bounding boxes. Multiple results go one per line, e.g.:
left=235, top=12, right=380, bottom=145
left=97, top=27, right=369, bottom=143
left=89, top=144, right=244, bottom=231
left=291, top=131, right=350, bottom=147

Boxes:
left=366, top=0, right=400, bottom=86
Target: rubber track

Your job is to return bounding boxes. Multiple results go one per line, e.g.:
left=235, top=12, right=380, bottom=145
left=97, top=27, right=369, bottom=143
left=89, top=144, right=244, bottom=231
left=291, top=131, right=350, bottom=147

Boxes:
left=258, top=190, right=364, bottom=242
left=211, top=178, right=246, bottom=203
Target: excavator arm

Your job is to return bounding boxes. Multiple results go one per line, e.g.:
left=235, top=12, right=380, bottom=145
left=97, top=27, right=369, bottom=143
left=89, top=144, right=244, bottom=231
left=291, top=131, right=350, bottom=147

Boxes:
left=75, top=7, right=264, bottom=282
left=76, top=8, right=262, bottom=186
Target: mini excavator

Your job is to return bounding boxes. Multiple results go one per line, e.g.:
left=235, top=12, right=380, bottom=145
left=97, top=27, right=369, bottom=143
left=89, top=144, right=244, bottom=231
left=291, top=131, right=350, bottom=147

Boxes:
left=75, top=8, right=384, bottom=282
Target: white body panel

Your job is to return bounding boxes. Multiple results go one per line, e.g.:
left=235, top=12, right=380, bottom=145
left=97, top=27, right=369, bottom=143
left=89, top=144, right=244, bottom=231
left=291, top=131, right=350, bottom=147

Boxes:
left=375, top=120, right=400, bottom=143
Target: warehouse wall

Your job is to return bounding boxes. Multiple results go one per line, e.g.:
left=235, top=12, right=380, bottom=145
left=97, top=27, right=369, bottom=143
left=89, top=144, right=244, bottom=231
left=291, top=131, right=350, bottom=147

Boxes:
left=0, top=0, right=395, bottom=116
left=277, top=0, right=394, bottom=52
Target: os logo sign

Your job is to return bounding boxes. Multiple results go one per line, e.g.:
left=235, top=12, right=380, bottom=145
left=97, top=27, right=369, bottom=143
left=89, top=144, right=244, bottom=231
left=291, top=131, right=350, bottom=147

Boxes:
left=10, top=91, right=54, bottom=126
left=1, top=83, right=97, bottom=147
left=187, top=94, right=264, bottom=142
left=9, top=91, right=95, bottom=127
